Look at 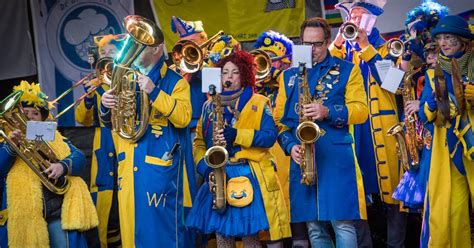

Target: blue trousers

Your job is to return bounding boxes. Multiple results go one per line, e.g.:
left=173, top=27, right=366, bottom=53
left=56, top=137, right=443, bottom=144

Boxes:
left=307, top=220, right=357, bottom=248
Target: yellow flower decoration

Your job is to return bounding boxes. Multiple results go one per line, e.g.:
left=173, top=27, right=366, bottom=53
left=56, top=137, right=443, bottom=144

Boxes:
left=12, top=81, right=49, bottom=109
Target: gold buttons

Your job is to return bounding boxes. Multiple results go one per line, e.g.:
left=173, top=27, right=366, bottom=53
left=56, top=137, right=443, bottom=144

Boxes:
left=108, top=152, right=114, bottom=157
left=133, top=166, right=138, bottom=172
left=109, top=172, right=114, bottom=176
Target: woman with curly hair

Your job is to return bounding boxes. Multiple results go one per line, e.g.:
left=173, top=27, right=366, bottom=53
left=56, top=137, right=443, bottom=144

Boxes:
left=186, top=50, right=290, bottom=248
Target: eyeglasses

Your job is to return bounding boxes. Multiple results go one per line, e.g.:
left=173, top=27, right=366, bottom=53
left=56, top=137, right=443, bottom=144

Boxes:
left=302, top=40, right=326, bottom=48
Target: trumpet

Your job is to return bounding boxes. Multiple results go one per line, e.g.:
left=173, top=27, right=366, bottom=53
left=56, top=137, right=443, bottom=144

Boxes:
left=250, top=49, right=291, bottom=83
left=387, top=38, right=405, bottom=57
left=172, top=31, right=225, bottom=73
left=341, top=22, right=358, bottom=41
left=51, top=57, right=113, bottom=120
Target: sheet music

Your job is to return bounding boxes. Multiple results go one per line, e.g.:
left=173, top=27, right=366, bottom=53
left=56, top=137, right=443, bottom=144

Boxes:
left=26, top=121, right=57, bottom=142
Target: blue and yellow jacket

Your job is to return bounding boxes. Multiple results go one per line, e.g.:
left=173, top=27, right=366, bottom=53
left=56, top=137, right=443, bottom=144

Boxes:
left=193, top=87, right=291, bottom=240
left=99, top=57, right=196, bottom=248
left=419, top=63, right=474, bottom=247
left=0, top=132, right=97, bottom=248
left=274, top=53, right=368, bottom=221
left=329, top=29, right=401, bottom=204
left=75, top=83, right=119, bottom=247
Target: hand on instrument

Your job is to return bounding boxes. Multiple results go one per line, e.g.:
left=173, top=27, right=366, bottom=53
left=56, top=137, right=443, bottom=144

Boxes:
left=303, top=103, right=329, bottom=121
left=215, top=128, right=227, bottom=146
left=333, top=27, right=345, bottom=48
left=291, top=145, right=302, bottom=165
left=101, top=89, right=117, bottom=109
left=44, top=162, right=65, bottom=179
left=137, top=74, right=155, bottom=94
left=9, top=129, right=22, bottom=146
left=83, top=78, right=99, bottom=99
left=405, top=100, right=420, bottom=116
left=464, top=83, right=474, bottom=101
left=356, top=28, right=369, bottom=49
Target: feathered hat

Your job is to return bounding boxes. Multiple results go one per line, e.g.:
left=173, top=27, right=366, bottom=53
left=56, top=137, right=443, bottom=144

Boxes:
left=254, top=30, right=293, bottom=64
left=207, top=34, right=241, bottom=67
left=405, top=0, right=449, bottom=33
left=171, top=16, right=205, bottom=38
left=13, top=81, right=50, bottom=118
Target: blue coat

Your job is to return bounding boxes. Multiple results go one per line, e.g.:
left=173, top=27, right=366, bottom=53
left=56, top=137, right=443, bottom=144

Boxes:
left=100, top=57, right=196, bottom=248
left=274, top=53, right=368, bottom=222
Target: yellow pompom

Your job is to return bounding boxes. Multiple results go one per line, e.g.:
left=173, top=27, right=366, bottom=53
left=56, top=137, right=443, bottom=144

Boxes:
left=12, top=80, right=48, bottom=109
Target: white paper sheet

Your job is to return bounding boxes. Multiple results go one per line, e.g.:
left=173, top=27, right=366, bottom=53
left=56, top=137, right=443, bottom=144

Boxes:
left=26, top=121, right=57, bottom=142
left=360, top=13, right=377, bottom=35
left=292, top=45, right=313, bottom=68
left=202, top=67, right=222, bottom=93
left=381, top=67, right=405, bottom=94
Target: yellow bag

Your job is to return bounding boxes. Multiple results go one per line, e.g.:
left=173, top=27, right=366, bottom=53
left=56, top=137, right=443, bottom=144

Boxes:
left=226, top=176, right=254, bottom=207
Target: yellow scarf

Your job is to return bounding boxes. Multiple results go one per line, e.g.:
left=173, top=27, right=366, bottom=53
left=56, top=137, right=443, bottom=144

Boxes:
left=6, top=132, right=98, bottom=248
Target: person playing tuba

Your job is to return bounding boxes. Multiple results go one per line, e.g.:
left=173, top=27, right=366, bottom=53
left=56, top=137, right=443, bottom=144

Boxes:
left=99, top=15, right=196, bottom=247
left=0, top=81, right=98, bottom=248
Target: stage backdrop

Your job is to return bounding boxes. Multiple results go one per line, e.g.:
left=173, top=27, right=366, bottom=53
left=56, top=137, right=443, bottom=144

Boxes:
left=30, top=0, right=133, bottom=127
left=150, top=0, right=306, bottom=52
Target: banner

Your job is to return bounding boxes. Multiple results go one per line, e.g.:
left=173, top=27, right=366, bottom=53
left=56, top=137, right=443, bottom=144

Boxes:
left=321, top=0, right=344, bottom=27
left=150, top=0, right=305, bottom=51
left=30, top=0, right=134, bottom=126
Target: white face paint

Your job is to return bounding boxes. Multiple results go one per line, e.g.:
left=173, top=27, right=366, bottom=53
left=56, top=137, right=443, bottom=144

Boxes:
left=435, top=34, right=462, bottom=56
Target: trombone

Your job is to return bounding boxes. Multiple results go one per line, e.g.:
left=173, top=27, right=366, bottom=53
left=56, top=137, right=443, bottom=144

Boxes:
left=172, top=30, right=225, bottom=73
left=51, top=57, right=113, bottom=120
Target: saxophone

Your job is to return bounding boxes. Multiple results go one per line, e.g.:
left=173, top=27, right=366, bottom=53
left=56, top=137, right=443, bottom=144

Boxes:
left=387, top=66, right=424, bottom=171
left=204, top=85, right=229, bottom=212
left=296, top=63, right=322, bottom=186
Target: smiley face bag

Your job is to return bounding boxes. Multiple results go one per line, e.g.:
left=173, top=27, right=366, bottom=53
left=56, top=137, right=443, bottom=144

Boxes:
left=226, top=176, right=254, bottom=207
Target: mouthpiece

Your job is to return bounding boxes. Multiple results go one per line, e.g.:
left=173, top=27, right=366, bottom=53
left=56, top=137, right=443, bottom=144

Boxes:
left=223, top=81, right=232, bottom=88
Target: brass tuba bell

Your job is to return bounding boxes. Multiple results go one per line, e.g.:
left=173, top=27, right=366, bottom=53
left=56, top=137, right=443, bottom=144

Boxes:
left=110, top=15, right=163, bottom=142
left=0, top=91, right=70, bottom=194
left=250, top=49, right=272, bottom=83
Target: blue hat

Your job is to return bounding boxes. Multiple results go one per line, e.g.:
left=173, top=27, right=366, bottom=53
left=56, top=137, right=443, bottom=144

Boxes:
left=431, top=15, right=474, bottom=40
left=170, top=16, right=205, bottom=38
left=254, top=30, right=293, bottom=63
left=405, top=0, right=449, bottom=31
left=352, top=1, right=384, bottom=16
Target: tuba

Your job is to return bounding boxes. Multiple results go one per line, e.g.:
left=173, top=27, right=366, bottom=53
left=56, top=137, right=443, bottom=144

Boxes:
left=341, top=22, right=358, bottom=41
left=387, top=38, right=405, bottom=57
left=110, top=15, right=163, bottom=142
left=0, top=91, right=70, bottom=194
left=204, top=84, right=228, bottom=213
left=296, top=63, right=322, bottom=185
left=172, top=31, right=225, bottom=73
left=387, top=66, right=424, bottom=171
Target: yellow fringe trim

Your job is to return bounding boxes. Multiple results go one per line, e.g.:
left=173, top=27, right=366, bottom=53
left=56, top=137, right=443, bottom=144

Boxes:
left=6, top=132, right=98, bottom=247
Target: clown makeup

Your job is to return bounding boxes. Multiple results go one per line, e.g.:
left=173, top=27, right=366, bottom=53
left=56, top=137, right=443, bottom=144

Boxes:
left=222, top=62, right=241, bottom=91
left=435, top=34, right=462, bottom=56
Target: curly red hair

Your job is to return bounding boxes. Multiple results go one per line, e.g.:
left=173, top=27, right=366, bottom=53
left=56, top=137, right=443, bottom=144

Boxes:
left=216, top=50, right=256, bottom=89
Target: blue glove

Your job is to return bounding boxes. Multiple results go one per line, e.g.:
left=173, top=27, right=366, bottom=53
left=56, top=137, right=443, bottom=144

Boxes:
left=223, top=127, right=237, bottom=147
left=426, top=94, right=437, bottom=111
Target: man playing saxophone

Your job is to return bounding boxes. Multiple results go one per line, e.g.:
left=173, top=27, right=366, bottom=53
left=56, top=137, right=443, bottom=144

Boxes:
left=274, top=17, right=368, bottom=247
left=99, top=17, right=196, bottom=247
